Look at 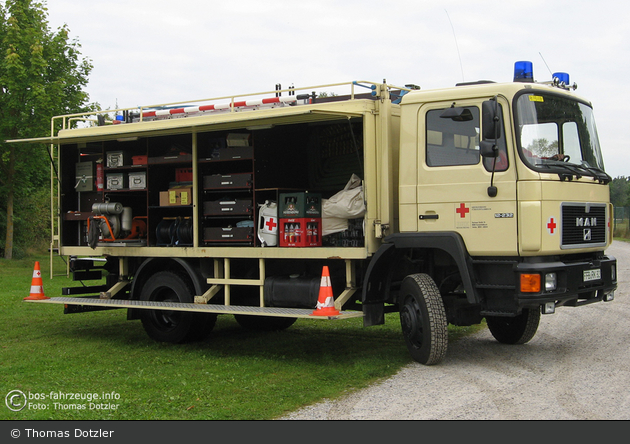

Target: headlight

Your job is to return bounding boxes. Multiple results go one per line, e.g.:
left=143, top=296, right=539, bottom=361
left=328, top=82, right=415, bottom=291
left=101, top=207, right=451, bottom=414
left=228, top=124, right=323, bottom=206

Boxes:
left=545, top=273, right=557, bottom=291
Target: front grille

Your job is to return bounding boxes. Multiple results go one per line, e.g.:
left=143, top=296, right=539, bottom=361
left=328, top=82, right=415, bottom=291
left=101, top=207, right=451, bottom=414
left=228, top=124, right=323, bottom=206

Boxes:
left=561, top=203, right=606, bottom=249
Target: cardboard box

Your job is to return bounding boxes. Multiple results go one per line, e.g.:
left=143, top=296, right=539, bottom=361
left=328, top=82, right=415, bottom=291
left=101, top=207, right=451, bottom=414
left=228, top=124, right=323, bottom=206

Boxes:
left=279, top=218, right=322, bottom=247
left=279, top=192, right=322, bottom=218
left=159, top=186, right=192, bottom=206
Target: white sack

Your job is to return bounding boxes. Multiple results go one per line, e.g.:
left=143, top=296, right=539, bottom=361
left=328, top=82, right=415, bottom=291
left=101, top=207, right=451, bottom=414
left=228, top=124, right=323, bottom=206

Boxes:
left=322, top=174, right=366, bottom=236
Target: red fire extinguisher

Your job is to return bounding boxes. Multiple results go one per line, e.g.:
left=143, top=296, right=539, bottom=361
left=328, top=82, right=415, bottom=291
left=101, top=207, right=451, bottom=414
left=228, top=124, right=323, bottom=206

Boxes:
left=96, top=161, right=104, bottom=191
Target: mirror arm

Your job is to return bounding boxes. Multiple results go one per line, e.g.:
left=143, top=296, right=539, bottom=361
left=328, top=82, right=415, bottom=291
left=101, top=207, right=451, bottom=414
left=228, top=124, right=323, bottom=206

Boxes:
left=487, top=96, right=499, bottom=197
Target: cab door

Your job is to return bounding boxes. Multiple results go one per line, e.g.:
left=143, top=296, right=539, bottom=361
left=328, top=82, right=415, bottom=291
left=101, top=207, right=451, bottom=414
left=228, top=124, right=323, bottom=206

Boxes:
left=415, top=98, right=518, bottom=256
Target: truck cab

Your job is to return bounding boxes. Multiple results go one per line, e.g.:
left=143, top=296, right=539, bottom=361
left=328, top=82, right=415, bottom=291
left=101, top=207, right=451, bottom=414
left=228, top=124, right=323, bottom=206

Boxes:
left=362, top=65, right=616, bottom=363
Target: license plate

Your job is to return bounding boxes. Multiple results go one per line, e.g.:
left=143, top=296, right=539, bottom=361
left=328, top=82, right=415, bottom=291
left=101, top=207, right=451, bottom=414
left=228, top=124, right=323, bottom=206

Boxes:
left=583, top=269, right=601, bottom=282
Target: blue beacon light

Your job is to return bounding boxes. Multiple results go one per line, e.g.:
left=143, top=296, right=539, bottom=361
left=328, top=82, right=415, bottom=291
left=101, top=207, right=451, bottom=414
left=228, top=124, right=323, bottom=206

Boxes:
left=553, top=72, right=570, bottom=84
left=514, top=61, right=534, bottom=82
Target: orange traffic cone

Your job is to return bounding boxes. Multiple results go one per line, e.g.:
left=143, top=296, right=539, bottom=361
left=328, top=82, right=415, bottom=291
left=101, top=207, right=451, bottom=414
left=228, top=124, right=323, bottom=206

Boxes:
left=311, top=266, right=340, bottom=316
left=24, top=261, right=49, bottom=300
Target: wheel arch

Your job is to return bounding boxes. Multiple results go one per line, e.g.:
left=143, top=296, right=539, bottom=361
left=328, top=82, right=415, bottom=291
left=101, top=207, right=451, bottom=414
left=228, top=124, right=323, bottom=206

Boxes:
left=361, top=232, right=480, bottom=326
left=127, top=257, right=207, bottom=320
left=130, top=257, right=207, bottom=300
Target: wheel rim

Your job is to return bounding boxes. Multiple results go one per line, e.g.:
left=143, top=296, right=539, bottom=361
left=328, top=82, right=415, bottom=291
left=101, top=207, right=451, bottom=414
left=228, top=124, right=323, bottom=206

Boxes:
left=400, top=296, right=424, bottom=349
left=148, top=286, right=182, bottom=331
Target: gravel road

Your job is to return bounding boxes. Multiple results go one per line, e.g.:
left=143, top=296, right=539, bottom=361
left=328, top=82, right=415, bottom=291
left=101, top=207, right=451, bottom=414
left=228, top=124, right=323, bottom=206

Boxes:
left=280, top=241, right=630, bottom=420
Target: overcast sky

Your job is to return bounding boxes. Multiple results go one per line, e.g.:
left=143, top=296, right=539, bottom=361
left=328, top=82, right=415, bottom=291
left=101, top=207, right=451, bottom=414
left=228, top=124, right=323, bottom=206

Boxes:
left=40, top=0, right=629, bottom=178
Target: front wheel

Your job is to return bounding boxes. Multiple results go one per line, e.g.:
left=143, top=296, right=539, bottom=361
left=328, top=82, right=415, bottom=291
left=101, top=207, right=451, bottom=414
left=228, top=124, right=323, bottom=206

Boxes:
left=486, top=307, right=541, bottom=344
left=140, top=271, right=217, bottom=343
left=399, top=274, right=448, bottom=365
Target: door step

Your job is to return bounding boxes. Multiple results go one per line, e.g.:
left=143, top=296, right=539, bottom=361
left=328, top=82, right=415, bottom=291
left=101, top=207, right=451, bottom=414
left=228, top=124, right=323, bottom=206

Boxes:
left=25, top=297, right=364, bottom=320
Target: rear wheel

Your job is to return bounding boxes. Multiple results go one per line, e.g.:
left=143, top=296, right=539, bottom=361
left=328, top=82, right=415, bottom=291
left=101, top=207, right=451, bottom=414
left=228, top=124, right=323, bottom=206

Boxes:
left=140, top=271, right=217, bottom=343
left=486, top=307, right=541, bottom=344
left=399, top=273, right=448, bottom=365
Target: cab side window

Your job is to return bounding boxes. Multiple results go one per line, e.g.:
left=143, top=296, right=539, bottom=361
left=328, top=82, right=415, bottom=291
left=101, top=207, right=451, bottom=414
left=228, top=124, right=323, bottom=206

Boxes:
left=425, top=105, right=508, bottom=172
left=426, top=106, right=480, bottom=167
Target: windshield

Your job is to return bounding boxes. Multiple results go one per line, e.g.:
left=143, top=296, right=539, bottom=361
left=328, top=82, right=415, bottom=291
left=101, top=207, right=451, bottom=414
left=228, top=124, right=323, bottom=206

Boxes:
left=515, top=92, right=609, bottom=182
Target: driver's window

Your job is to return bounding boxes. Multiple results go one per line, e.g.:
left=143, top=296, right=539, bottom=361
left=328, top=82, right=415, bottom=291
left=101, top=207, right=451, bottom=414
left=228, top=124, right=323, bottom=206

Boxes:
left=521, top=122, right=558, bottom=162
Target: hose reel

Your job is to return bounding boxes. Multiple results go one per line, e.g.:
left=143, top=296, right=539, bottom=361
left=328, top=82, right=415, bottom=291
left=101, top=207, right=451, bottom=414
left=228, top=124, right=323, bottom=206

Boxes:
left=156, top=217, right=193, bottom=246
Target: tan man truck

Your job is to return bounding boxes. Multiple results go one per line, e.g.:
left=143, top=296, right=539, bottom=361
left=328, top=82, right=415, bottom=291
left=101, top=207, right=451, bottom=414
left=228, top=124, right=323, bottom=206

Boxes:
left=14, top=61, right=617, bottom=364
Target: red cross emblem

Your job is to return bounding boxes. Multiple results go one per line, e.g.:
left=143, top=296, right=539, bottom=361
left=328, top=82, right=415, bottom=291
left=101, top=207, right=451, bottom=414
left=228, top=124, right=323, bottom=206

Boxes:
left=265, top=217, right=277, bottom=231
left=456, top=203, right=469, bottom=218
left=547, top=217, right=557, bottom=235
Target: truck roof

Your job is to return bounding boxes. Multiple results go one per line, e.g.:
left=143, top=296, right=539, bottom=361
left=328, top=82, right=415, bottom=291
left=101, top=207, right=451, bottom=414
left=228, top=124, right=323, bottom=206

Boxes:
left=399, top=80, right=590, bottom=106
left=6, top=77, right=590, bottom=145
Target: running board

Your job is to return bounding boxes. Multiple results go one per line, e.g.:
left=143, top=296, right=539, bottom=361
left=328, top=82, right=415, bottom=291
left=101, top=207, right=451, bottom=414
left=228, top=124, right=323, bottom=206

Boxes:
left=25, top=297, right=364, bottom=320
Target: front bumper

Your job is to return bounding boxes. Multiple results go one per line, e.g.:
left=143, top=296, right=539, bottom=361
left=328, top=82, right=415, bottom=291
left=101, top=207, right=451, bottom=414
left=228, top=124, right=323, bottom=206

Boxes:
left=515, top=254, right=617, bottom=308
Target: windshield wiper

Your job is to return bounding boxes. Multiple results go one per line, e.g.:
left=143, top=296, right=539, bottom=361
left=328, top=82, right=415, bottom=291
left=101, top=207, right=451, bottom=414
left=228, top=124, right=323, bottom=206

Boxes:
left=536, top=160, right=611, bottom=184
left=578, top=162, right=612, bottom=184
left=535, top=161, right=583, bottom=181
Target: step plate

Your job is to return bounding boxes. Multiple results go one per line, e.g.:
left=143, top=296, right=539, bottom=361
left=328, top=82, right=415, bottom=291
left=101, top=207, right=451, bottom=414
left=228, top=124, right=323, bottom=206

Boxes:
left=26, top=297, right=364, bottom=320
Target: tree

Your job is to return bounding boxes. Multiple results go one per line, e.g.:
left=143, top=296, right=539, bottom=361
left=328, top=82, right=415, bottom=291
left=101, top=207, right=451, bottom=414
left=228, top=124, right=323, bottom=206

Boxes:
left=0, top=0, right=94, bottom=259
left=609, top=176, right=630, bottom=207
left=526, top=138, right=559, bottom=159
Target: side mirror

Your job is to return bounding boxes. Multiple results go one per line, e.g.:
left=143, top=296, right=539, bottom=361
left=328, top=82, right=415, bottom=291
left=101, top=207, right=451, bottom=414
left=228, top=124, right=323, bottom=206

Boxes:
left=482, top=99, right=501, bottom=140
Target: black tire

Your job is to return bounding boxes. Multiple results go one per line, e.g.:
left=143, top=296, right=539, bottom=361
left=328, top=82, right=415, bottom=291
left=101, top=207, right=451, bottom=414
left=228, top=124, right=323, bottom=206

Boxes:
left=399, top=274, right=448, bottom=365
left=234, top=315, right=297, bottom=331
left=140, top=271, right=217, bottom=343
left=486, top=307, right=541, bottom=344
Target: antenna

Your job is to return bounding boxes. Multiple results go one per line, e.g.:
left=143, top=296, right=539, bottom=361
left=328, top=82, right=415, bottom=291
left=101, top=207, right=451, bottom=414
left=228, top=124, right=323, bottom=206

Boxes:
left=539, top=52, right=553, bottom=77
left=445, top=9, right=465, bottom=82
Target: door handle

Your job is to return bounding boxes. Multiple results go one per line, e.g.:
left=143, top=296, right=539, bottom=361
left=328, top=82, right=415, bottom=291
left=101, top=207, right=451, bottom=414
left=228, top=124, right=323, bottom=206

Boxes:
left=419, top=214, right=439, bottom=220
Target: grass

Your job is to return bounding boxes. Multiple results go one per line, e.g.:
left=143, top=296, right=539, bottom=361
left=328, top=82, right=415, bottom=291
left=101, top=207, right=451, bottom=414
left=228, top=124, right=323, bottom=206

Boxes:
left=0, top=254, right=483, bottom=420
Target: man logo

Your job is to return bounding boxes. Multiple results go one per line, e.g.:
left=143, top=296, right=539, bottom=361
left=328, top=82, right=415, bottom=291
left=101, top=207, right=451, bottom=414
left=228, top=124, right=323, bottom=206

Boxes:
left=583, top=229, right=592, bottom=241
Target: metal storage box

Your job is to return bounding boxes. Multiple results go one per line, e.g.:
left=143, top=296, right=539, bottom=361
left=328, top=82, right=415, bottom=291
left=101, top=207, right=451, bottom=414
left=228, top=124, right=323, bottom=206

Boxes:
left=203, top=198, right=252, bottom=216
left=203, top=226, right=253, bottom=244
left=203, top=173, right=252, bottom=190
left=75, top=161, right=94, bottom=192
left=106, top=173, right=126, bottom=190
left=106, top=151, right=127, bottom=168
left=203, top=146, right=254, bottom=161
left=128, top=171, right=147, bottom=189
